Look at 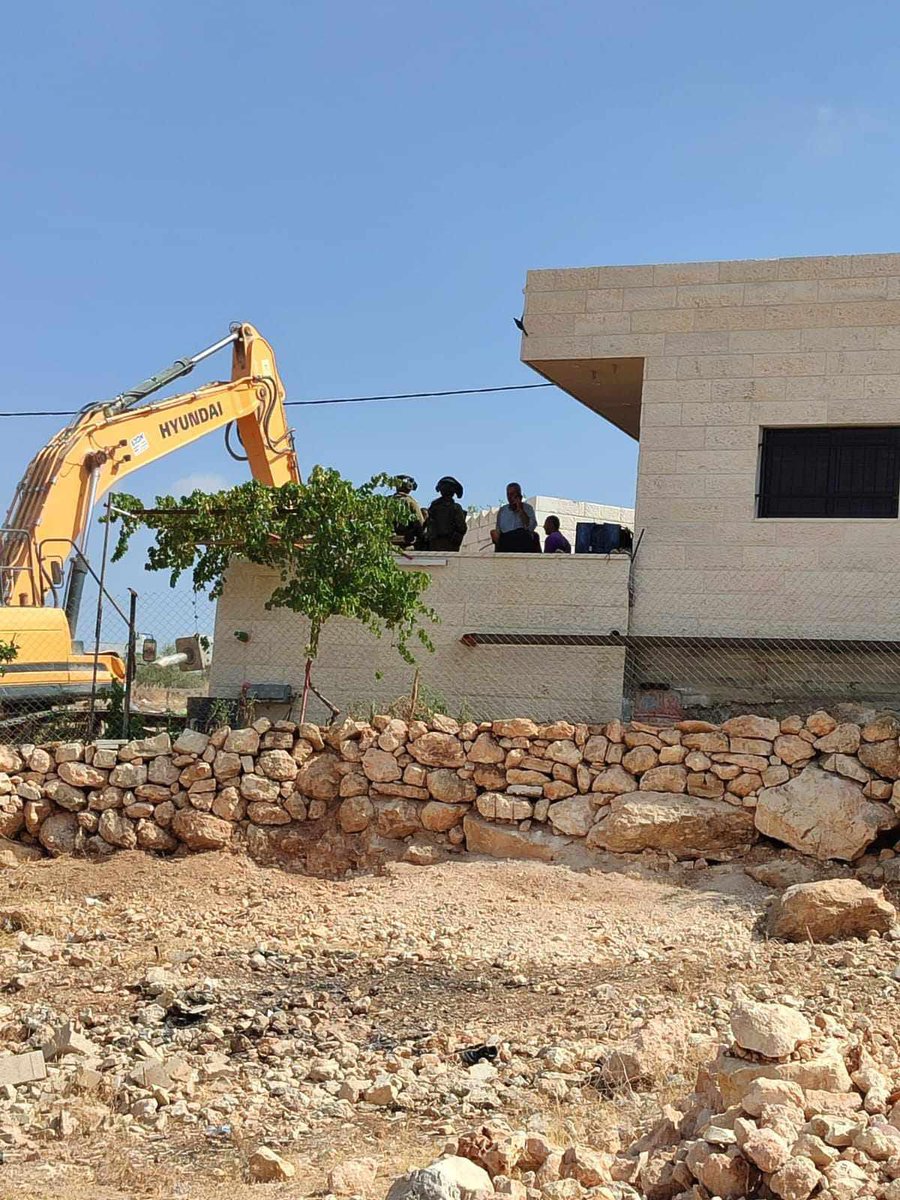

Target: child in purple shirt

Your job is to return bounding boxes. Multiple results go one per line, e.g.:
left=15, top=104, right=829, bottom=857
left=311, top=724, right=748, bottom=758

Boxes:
left=543, top=515, right=571, bottom=554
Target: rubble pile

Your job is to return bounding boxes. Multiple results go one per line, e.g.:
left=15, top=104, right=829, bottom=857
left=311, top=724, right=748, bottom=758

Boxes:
left=417, top=998, right=900, bottom=1200
left=2, top=708, right=900, bottom=871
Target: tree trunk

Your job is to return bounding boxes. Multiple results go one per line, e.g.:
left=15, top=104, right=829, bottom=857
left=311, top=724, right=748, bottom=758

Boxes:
left=299, top=656, right=313, bottom=724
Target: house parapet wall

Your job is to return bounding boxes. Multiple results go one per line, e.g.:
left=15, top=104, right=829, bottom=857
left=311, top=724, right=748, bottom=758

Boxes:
left=208, top=553, right=632, bottom=722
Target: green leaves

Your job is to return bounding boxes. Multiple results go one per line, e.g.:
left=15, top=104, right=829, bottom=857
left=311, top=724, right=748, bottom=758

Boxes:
left=111, top=468, right=436, bottom=666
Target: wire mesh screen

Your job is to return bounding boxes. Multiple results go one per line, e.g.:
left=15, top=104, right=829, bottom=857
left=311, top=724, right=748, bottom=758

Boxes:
left=624, top=532, right=900, bottom=723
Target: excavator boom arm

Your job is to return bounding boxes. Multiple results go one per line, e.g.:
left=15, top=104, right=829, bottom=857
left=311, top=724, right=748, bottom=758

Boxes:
left=1, top=323, right=300, bottom=608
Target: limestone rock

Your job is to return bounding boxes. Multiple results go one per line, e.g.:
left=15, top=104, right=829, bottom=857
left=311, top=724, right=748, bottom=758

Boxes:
left=601, top=1017, right=688, bottom=1090
left=246, top=802, right=290, bottom=825
left=769, top=878, right=897, bottom=941
left=170, top=810, right=232, bottom=850
left=57, top=761, right=106, bottom=789
left=622, top=745, right=658, bottom=774
left=769, top=1156, right=821, bottom=1200
left=755, top=766, right=897, bottom=861
left=861, top=713, right=900, bottom=742
left=590, top=765, right=638, bottom=795
left=589, top=792, right=756, bottom=857
left=427, top=769, right=476, bottom=804
left=639, top=764, right=687, bottom=794
left=373, top=799, right=421, bottom=838
left=545, top=740, right=581, bottom=767
left=722, top=715, right=780, bottom=740
left=362, top=747, right=402, bottom=782
left=38, top=811, right=79, bottom=856
left=239, top=774, right=280, bottom=803
left=813, top=723, right=861, bottom=754
left=583, top=735, right=608, bottom=763
left=476, top=793, right=532, bottom=821
left=491, top=719, right=538, bottom=738
left=387, top=1167, right=460, bottom=1200
left=328, top=1156, right=379, bottom=1195
left=173, top=728, right=209, bottom=755
left=136, top=821, right=178, bottom=852
left=408, top=733, right=465, bottom=768
left=425, top=1157, right=494, bottom=1199
left=248, top=1146, right=295, bottom=1182
left=463, top=812, right=569, bottom=861
left=421, top=801, right=467, bottom=831
left=257, top=749, right=298, bottom=781
left=858, top=738, right=900, bottom=779
left=295, top=753, right=342, bottom=801
left=730, top=999, right=811, bottom=1058
left=547, top=795, right=595, bottom=836
left=741, top=1127, right=790, bottom=1173
left=98, top=809, right=137, bottom=849
left=466, top=733, right=505, bottom=763
left=773, top=734, right=816, bottom=765
left=339, top=795, right=373, bottom=833
left=224, top=727, right=260, bottom=755
left=560, top=1145, right=611, bottom=1187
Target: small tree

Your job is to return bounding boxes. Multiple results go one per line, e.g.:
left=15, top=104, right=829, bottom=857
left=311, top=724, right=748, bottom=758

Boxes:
left=112, top=467, right=435, bottom=719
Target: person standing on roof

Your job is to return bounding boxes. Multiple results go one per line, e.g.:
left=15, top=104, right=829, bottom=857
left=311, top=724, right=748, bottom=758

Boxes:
left=391, top=475, right=424, bottom=548
left=425, top=476, right=467, bottom=551
left=542, top=515, right=572, bottom=554
left=491, top=482, right=538, bottom=552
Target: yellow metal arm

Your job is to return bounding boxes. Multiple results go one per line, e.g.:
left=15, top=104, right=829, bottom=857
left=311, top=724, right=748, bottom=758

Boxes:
left=1, top=323, right=300, bottom=607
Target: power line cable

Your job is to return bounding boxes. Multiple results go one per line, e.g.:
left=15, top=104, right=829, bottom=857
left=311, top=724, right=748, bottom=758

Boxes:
left=0, top=381, right=554, bottom=419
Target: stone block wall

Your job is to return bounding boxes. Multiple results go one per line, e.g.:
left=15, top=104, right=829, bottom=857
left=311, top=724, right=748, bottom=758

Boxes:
left=208, top=554, right=630, bottom=722
left=3, top=708, right=900, bottom=876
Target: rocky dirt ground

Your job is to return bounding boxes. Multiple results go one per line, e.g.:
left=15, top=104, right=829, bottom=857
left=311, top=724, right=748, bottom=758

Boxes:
left=1, top=850, right=899, bottom=1200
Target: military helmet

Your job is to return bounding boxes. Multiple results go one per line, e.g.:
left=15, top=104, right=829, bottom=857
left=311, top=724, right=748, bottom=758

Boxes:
left=394, top=474, right=418, bottom=492
left=436, top=475, right=463, bottom=498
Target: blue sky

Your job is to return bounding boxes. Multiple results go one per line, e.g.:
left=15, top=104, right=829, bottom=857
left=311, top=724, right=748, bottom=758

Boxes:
left=3, top=0, right=900, bottom=634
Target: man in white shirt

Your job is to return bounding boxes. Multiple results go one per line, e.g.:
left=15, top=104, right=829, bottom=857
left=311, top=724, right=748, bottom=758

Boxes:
left=491, top=482, right=539, bottom=552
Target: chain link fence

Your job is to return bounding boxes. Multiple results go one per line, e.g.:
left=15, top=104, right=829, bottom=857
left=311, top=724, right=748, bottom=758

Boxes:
left=3, top=538, right=900, bottom=736
left=624, top=534, right=900, bottom=723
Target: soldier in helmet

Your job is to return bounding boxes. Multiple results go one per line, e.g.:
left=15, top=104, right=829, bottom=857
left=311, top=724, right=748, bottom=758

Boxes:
left=391, top=475, right=424, bottom=548
left=424, top=476, right=467, bottom=551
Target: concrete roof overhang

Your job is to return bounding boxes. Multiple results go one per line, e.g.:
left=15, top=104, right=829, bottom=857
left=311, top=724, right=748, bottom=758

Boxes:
left=524, top=356, right=643, bottom=440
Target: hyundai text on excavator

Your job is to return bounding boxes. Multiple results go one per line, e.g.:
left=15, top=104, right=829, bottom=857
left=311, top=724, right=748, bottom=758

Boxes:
left=0, top=323, right=300, bottom=704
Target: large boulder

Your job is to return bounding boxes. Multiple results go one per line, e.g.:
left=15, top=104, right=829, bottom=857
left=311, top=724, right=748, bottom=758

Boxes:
left=768, top=879, right=897, bottom=942
left=38, top=811, right=79, bottom=856
left=755, top=766, right=897, bottom=861
left=587, top=792, right=756, bottom=857
left=730, top=999, right=811, bottom=1058
left=294, top=753, right=342, bottom=801
left=858, top=738, right=900, bottom=780
left=170, top=810, right=232, bottom=850
left=463, top=812, right=570, bottom=862
left=408, top=733, right=465, bottom=768
left=547, top=795, right=595, bottom=836
left=426, top=770, right=476, bottom=804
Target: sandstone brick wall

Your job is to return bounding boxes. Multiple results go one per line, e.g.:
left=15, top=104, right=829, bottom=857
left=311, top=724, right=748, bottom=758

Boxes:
left=521, top=253, right=900, bottom=641
left=3, top=709, right=900, bottom=876
left=208, top=553, right=630, bottom=722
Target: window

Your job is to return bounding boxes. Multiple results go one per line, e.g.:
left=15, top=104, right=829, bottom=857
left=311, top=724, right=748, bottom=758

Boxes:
left=757, top=426, right=900, bottom=519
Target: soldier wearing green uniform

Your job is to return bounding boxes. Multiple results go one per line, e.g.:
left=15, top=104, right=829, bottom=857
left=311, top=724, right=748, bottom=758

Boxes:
left=391, top=475, right=424, bottom=548
left=425, top=476, right=467, bottom=551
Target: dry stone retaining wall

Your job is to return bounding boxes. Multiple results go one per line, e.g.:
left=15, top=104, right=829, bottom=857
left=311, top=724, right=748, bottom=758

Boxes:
left=2, top=710, right=900, bottom=873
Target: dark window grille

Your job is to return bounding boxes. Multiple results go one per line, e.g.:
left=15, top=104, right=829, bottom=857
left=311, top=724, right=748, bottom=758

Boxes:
left=757, top=426, right=900, bottom=518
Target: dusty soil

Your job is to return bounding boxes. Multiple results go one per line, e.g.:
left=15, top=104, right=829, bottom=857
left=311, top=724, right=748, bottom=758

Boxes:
left=1, top=851, right=898, bottom=1199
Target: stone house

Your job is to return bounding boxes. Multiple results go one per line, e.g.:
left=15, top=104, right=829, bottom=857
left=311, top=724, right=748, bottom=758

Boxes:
left=208, top=252, right=900, bottom=722
left=521, top=252, right=900, bottom=713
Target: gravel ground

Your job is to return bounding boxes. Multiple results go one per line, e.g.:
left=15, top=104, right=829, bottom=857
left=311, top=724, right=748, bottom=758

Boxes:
left=1, top=850, right=899, bottom=1199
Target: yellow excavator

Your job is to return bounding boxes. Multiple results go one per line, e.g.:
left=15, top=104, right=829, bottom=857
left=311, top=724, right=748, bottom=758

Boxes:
left=0, top=322, right=300, bottom=703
